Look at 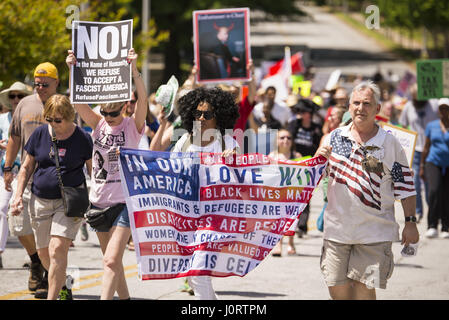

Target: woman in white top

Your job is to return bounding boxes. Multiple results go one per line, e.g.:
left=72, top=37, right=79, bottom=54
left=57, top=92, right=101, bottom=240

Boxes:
left=151, top=87, right=239, bottom=299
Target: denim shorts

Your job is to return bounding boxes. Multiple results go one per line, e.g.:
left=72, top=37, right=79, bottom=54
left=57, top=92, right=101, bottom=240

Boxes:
left=89, top=203, right=130, bottom=233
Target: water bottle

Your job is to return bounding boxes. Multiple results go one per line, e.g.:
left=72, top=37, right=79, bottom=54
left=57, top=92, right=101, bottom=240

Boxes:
left=10, top=201, right=24, bottom=233
left=401, top=242, right=419, bottom=257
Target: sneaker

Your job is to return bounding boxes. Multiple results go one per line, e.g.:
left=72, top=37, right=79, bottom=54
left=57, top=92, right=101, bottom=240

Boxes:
left=80, top=222, right=89, bottom=241
left=425, top=228, right=438, bottom=238
left=34, top=276, right=48, bottom=299
left=28, top=262, right=44, bottom=292
left=58, top=286, right=73, bottom=300
left=440, top=231, right=449, bottom=239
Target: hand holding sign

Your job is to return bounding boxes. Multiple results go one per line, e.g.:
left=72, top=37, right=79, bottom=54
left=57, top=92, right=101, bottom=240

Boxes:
left=66, top=50, right=76, bottom=68
left=127, top=48, right=138, bottom=72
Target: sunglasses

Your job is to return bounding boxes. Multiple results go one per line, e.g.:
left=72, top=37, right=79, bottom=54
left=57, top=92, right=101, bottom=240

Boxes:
left=8, top=94, right=25, bottom=100
left=46, top=117, right=63, bottom=124
left=100, top=109, right=122, bottom=118
left=193, top=110, right=214, bottom=120
left=34, top=82, right=50, bottom=88
left=129, top=100, right=137, bottom=104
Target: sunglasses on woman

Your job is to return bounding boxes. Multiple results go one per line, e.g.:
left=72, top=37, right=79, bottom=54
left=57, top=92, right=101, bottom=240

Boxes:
left=45, top=117, right=63, bottom=124
left=193, top=110, right=214, bottom=120
left=100, top=109, right=122, bottom=118
left=9, top=94, right=25, bottom=100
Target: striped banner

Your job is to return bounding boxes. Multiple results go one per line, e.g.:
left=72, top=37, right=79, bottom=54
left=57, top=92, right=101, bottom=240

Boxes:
left=119, top=148, right=327, bottom=280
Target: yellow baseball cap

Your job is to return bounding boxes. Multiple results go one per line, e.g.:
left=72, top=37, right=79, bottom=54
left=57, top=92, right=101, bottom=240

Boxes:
left=34, top=62, right=58, bottom=80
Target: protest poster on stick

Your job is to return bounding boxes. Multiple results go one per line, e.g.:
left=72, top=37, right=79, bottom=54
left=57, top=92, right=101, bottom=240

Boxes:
left=193, top=8, right=251, bottom=83
left=380, top=122, right=417, bottom=168
left=70, top=20, right=133, bottom=104
left=417, top=59, right=449, bottom=100
left=119, top=148, right=327, bottom=280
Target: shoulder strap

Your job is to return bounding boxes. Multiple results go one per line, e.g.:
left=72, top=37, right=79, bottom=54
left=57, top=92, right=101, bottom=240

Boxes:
left=51, top=128, right=64, bottom=188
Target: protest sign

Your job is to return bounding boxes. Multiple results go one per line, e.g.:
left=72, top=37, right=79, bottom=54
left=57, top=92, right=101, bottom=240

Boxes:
left=311, top=72, right=330, bottom=93
left=70, top=20, right=133, bottom=104
left=380, top=122, right=417, bottom=168
left=193, top=8, right=251, bottom=83
left=417, top=59, right=449, bottom=100
left=119, top=148, right=327, bottom=280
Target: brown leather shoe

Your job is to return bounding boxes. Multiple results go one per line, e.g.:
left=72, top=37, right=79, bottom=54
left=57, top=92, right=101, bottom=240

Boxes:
left=28, top=262, right=44, bottom=292
left=34, top=276, right=48, bottom=299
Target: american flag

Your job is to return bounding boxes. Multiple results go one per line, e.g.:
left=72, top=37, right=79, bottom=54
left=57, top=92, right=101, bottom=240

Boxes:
left=328, top=129, right=414, bottom=211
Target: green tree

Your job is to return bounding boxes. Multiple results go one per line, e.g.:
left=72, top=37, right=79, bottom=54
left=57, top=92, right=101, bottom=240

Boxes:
left=0, top=0, right=167, bottom=88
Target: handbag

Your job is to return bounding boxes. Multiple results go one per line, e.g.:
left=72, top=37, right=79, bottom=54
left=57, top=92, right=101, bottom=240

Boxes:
left=51, top=129, right=90, bottom=218
left=85, top=203, right=126, bottom=229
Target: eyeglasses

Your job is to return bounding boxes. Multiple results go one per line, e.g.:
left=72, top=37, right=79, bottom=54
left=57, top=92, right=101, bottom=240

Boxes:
left=193, top=110, right=214, bottom=120
left=279, top=136, right=292, bottom=140
left=34, top=82, right=50, bottom=88
left=45, top=117, right=63, bottom=124
left=100, top=109, right=122, bottom=118
left=8, top=94, right=25, bottom=100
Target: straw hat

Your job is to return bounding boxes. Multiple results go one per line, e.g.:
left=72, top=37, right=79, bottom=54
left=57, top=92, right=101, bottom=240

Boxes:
left=0, top=81, right=33, bottom=109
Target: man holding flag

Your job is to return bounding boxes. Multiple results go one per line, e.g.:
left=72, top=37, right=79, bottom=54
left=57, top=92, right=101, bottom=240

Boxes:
left=315, top=81, right=419, bottom=300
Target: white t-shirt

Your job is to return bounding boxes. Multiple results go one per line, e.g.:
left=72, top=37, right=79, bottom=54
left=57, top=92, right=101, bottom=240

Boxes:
left=323, top=124, right=416, bottom=244
left=398, top=99, right=439, bottom=152
left=172, top=132, right=239, bottom=153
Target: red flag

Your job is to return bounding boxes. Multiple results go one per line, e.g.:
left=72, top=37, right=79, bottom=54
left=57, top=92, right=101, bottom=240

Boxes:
left=267, top=52, right=304, bottom=77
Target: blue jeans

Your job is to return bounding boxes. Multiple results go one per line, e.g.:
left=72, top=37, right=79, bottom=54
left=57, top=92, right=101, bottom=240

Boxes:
left=412, top=151, right=428, bottom=217
left=89, top=204, right=129, bottom=233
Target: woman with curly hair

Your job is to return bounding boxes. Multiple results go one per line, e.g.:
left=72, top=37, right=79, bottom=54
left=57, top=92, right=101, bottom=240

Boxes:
left=175, top=86, right=240, bottom=150
left=151, top=86, right=240, bottom=300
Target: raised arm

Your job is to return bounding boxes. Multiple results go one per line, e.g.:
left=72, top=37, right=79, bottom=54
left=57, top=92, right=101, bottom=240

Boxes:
left=149, top=109, right=170, bottom=151
left=128, top=48, right=148, bottom=133
left=247, top=59, right=256, bottom=104
left=66, top=50, right=102, bottom=130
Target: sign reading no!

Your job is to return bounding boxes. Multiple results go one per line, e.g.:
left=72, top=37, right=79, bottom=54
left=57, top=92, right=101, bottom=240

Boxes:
left=70, top=20, right=133, bottom=104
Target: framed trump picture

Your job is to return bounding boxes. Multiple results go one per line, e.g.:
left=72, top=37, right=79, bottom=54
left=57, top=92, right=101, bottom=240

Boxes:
left=193, top=8, right=251, bottom=83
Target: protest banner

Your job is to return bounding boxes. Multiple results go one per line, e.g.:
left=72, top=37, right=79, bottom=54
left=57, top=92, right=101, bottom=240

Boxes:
left=417, top=59, right=449, bottom=100
left=70, top=20, right=133, bottom=104
left=380, top=122, right=417, bottom=168
left=193, top=8, right=251, bottom=83
left=119, top=148, right=327, bottom=280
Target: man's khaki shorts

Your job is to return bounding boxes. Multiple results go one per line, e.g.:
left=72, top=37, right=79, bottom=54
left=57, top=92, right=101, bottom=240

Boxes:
left=320, top=239, right=394, bottom=289
left=8, top=184, right=34, bottom=237
left=29, top=193, right=83, bottom=249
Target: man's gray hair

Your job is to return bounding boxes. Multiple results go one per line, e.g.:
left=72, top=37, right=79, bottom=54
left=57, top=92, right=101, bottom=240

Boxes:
left=349, top=80, right=381, bottom=106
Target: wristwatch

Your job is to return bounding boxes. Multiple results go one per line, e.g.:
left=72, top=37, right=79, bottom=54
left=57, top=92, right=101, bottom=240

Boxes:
left=2, top=166, right=12, bottom=172
left=405, top=216, right=417, bottom=223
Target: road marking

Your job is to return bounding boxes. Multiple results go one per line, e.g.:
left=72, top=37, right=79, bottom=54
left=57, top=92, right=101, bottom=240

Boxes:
left=0, top=264, right=138, bottom=300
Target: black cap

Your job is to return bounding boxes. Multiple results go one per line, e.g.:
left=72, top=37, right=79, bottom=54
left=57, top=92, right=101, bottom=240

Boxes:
left=293, top=99, right=319, bottom=114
